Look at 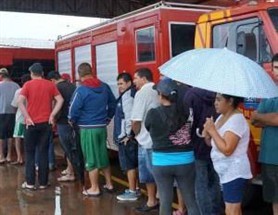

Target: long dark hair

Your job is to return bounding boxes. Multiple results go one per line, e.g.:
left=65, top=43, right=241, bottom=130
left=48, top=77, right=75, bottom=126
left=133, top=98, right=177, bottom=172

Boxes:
left=159, top=94, right=189, bottom=133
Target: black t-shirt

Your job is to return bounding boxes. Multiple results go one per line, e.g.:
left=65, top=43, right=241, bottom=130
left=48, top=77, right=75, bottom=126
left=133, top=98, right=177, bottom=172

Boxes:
left=145, top=105, right=193, bottom=152
left=56, top=81, right=76, bottom=124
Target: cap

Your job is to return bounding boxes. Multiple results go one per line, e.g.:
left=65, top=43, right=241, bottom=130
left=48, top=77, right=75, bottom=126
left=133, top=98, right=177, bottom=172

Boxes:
left=0, top=68, right=9, bottom=75
left=153, top=78, right=178, bottom=97
left=61, top=73, right=71, bottom=82
left=29, top=63, right=43, bottom=74
left=47, top=71, right=61, bottom=80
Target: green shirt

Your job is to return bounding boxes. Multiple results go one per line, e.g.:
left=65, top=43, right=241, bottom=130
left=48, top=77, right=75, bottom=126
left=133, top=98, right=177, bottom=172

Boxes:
left=257, top=98, right=278, bottom=165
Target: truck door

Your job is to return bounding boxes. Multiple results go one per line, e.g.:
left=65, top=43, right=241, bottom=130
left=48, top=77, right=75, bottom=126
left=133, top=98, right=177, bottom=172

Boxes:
left=74, top=44, right=92, bottom=83
left=212, top=17, right=272, bottom=63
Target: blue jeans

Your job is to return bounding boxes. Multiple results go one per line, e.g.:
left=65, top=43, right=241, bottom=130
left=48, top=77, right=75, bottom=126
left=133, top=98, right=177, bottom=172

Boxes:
left=57, top=124, right=73, bottom=158
left=195, top=160, right=222, bottom=215
left=24, top=123, right=51, bottom=186
left=138, top=146, right=155, bottom=183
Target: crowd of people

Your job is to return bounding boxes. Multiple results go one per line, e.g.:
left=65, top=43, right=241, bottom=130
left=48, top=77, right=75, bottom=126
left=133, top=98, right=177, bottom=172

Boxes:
left=0, top=53, right=277, bottom=215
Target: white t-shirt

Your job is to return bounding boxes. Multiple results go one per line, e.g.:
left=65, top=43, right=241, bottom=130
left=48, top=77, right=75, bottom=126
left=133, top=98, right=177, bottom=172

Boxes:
left=131, top=82, right=159, bottom=149
left=211, top=113, right=252, bottom=183
left=11, top=88, right=24, bottom=123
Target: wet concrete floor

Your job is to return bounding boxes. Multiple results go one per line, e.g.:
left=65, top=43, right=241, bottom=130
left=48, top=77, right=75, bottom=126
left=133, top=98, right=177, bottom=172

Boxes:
left=0, top=162, right=159, bottom=215
left=0, top=140, right=273, bottom=215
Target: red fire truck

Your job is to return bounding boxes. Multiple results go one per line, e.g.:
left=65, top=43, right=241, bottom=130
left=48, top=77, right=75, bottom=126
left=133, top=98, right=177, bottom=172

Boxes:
left=55, top=2, right=219, bottom=96
left=0, top=39, right=55, bottom=84
left=55, top=1, right=277, bottom=155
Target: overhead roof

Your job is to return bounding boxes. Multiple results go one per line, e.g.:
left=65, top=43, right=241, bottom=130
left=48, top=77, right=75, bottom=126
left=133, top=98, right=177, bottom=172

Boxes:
left=0, top=0, right=238, bottom=18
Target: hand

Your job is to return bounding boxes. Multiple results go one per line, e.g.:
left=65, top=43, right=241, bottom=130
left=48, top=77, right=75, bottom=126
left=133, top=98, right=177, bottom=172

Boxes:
left=250, top=111, right=258, bottom=125
left=203, top=117, right=215, bottom=134
left=25, top=117, right=34, bottom=128
left=49, top=114, right=55, bottom=125
left=121, top=137, right=130, bottom=146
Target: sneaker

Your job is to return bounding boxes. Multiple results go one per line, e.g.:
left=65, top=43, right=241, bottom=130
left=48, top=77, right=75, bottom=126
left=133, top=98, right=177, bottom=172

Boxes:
left=135, top=203, right=159, bottom=212
left=124, top=188, right=141, bottom=197
left=117, top=190, right=138, bottom=201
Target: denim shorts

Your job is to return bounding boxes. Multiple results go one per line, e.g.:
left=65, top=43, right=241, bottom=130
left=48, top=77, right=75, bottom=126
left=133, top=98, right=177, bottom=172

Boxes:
left=138, top=146, right=155, bottom=183
left=222, top=178, right=248, bottom=203
left=118, top=139, right=138, bottom=172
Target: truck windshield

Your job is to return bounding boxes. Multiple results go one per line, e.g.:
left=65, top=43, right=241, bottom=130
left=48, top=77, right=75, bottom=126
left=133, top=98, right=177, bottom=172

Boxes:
left=268, top=8, right=278, bottom=32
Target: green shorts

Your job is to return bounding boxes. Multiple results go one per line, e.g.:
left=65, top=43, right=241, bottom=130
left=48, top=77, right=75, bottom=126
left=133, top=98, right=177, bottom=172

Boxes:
left=13, top=121, right=25, bottom=138
left=80, top=127, right=109, bottom=171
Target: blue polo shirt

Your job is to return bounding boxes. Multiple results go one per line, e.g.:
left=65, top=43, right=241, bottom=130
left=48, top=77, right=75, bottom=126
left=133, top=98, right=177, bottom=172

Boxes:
left=257, top=98, right=278, bottom=165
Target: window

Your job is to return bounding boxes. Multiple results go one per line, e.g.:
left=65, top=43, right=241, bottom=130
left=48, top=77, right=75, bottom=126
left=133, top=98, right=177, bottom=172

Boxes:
left=74, top=45, right=92, bottom=80
left=268, top=8, right=278, bottom=32
left=213, top=17, right=272, bottom=63
left=136, top=26, right=155, bottom=62
left=58, top=50, right=72, bottom=77
left=170, top=23, right=195, bottom=57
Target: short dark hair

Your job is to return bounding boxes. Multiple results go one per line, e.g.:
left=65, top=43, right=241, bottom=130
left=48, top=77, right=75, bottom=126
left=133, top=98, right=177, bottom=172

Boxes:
left=78, top=63, right=93, bottom=78
left=47, top=71, right=61, bottom=80
left=222, top=94, right=244, bottom=108
left=272, top=54, right=278, bottom=64
left=21, top=74, right=31, bottom=85
left=135, top=68, right=153, bottom=82
left=117, top=73, right=132, bottom=82
left=29, top=63, right=43, bottom=76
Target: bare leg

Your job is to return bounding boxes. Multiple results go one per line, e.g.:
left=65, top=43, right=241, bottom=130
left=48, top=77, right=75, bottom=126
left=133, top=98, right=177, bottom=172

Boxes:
left=102, top=166, right=113, bottom=188
left=87, top=169, right=100, bottom=193
left=0, top=139, right=5, bottom=161
left=127, top=169, right=137, bottom=191
left=66, top=158, right=74, bottom=175
left=225, top=202, right=242, bottom=215
left=273, top=203, right=278, bottom=215
left=176, top=188, right=186, bottom=213
left=146, top=183, right=158, bottom=207
left=14, top=137, right=23, bottom=163
left=6, top=138, right=13, bottom=161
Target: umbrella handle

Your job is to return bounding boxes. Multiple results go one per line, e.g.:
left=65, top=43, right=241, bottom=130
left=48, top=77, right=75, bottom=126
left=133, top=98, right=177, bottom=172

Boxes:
left=196, top=128, right=204, bottom=138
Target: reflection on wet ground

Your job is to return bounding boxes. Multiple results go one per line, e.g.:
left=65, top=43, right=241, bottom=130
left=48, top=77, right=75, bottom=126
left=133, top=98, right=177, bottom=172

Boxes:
left=0, top=163, right=158, bottom=215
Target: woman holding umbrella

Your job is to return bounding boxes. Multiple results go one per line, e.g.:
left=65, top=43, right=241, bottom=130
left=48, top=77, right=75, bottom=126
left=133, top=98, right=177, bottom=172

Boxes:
left=202, top=93, right=252, bottom=215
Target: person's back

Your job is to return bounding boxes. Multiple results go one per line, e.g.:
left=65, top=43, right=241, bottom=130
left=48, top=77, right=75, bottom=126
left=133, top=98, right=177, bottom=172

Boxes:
left=68, top=62, right=116, bottom=197
left=0, top=80, right=20, bottom=114
left=70, top=81, right=115, bottom=127
left=56, top=80, right=76, bottom=124
left=22, top=78, right=60, bottom=123
left=0, top=68, right=20, bottom=163
left=184, top=87, right=222, bottom=215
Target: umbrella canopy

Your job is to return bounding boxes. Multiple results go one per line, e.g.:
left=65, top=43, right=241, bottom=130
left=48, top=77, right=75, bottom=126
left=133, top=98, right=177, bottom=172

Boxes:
left=159, top=48, right=278, bottom=98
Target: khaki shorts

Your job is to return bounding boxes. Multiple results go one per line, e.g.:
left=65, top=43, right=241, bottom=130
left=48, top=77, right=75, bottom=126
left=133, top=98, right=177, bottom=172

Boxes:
left=262, top=164, right=278, bottom=203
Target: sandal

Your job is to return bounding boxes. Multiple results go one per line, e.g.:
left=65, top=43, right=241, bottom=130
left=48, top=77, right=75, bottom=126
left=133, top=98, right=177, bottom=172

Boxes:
left=61, top=169, right=70, bottom=175
left=172, top=210, right=186, bottom=215
left=82, top=189, right=101, bottom=197
left=102, top=184, right=115, bottom=193
left=11, top=161, right=24, bottom=165
left=21, top=182, right=36, bottom=190
left=0, top=159, right=6, bottom=165
left=57, top=174, right=75, bottom=182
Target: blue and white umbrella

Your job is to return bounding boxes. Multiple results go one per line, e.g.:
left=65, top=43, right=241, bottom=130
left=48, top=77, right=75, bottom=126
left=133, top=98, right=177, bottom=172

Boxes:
left=159, top=48, right=278, bottom=98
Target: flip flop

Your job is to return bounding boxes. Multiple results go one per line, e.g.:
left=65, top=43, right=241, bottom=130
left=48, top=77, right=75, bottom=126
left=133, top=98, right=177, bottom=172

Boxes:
left=57, top=175, right=75, bottom=182
left=11, top=161, right=24, bottom=165
left=102, top=185, right=115, bottom=193
left=0, top=160, right=6, bottom=165
left=82, top=189, right=101, bottom=197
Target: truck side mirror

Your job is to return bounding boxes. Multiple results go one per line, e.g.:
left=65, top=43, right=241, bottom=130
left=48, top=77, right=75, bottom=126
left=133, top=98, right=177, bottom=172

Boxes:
left=236, top=31, right=246, bottom=55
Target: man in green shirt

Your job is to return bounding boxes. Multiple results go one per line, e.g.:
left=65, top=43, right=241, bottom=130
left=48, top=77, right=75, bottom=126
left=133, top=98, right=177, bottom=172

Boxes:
left=251, top=53, right=278, bottom=215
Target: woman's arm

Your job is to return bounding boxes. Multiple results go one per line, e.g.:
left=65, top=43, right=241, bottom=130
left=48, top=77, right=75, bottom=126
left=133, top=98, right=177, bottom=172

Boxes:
left=204, top=117, right=240, bottom=156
